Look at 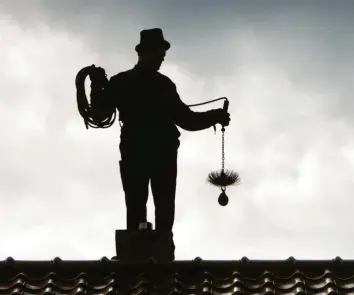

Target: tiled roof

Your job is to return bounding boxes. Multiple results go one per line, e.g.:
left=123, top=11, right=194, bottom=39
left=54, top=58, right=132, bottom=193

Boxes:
left=1, top=256, right=354, bottom=294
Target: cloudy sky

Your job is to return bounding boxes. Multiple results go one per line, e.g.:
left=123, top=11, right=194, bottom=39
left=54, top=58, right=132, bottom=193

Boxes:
left=1, top=0, right=354, bottom=261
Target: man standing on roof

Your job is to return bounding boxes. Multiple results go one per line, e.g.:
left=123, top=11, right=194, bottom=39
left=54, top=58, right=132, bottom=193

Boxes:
left=89, top=28, right=230, bottom=237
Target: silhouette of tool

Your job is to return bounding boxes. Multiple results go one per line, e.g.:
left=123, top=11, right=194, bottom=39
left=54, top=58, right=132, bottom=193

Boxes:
left=206, top=98, right=240, bottom=206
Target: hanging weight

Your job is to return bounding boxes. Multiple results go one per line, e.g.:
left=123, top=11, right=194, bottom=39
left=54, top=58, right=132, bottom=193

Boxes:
left=218, top=190, right=229, bottom=206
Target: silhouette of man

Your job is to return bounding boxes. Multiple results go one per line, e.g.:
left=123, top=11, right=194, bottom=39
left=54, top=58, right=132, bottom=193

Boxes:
left=89, top=28, right=230, bottom=233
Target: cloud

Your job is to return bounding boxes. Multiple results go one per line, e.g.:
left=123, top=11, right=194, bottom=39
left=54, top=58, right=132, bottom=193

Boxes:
left=1, top=2, right=354, bottom=260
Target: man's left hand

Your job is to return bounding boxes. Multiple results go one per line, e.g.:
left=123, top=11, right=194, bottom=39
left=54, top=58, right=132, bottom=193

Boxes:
left=213, top=108, right=231, bottom=126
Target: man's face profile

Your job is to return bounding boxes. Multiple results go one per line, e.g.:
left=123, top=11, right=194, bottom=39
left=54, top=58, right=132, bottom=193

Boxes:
left=139, top=46, right=166, bottom=71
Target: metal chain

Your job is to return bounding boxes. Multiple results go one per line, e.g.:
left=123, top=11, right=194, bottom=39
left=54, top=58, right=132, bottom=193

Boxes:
left=221, top=127, right=225, bottom=173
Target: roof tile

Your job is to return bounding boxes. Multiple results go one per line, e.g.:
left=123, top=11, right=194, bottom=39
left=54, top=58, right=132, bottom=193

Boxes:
left=1, top=257, right=354, bottom=294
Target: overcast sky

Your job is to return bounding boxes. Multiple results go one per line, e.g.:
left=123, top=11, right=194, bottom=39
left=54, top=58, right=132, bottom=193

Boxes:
left=1, top=0, right=354, bottom=261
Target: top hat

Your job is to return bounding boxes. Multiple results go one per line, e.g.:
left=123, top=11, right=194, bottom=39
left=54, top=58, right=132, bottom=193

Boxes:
left=135, top=28, right=171, bottom=52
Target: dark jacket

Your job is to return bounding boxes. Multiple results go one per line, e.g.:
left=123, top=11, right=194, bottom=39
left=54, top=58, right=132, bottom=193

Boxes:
left=91, top=65, right=217, bottom=144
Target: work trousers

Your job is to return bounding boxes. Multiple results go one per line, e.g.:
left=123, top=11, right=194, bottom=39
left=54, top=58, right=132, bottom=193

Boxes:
left=119, top=138, right=179, bottom=231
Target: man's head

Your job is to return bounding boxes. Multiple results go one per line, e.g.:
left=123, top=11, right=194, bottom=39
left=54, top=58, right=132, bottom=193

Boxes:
left=135, top=28, right=170, bottom=71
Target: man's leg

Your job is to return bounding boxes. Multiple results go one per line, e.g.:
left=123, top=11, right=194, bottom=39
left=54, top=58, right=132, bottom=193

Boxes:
left=150, top=146, right=178, bottom=231
left=120, top=141, right=150, bottom=230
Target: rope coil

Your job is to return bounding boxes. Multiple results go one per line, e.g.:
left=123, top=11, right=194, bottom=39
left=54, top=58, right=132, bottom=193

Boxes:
left=75, top=65, right=116, bottom=129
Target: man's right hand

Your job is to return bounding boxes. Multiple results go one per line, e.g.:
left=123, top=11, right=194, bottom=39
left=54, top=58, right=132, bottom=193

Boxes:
left=88, top=65, right=108, bottom=86
left=211, top=109, right=231, bottom=127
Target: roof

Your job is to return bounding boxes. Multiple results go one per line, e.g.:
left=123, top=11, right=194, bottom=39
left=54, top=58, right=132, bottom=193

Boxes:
left=1, top=256, right=353, bottom=294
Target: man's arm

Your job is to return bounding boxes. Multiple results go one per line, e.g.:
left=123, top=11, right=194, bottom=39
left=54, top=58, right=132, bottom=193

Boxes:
left=168, top=80, right=224, bottom=131
left=90, top=73, right=119, bottom=122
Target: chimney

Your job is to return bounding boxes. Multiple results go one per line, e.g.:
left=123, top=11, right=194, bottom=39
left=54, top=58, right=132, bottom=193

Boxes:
left=115, top=221, right=175, bottom=262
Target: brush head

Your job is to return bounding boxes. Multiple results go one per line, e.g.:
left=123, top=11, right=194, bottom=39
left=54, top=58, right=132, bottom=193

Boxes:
left=207, top=169, right=241, bottom=187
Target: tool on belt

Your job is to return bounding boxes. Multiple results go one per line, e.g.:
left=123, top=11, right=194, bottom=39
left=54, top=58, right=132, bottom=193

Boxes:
left=75, top=65, right=240, bottom=206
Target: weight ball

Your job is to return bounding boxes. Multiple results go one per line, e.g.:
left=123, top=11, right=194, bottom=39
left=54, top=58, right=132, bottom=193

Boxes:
left=218, top=191, right=229, bottom=206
